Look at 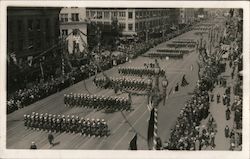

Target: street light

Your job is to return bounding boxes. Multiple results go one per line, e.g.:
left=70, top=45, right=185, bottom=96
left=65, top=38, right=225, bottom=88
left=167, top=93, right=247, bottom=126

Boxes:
left=162, top=75, right=168, bottom=106
left=154, top=62, right=160, bottom=89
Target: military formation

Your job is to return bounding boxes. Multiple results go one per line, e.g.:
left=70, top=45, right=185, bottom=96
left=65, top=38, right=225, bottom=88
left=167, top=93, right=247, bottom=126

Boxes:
left=24, top=112, right=109, bottom=137
left=93, top=77, right=152, bottom=91
left=156, top=48, right=190, bottom=54
left=64, top=93, right=131, bottom=111
left=166, top=43, right=196, bottom=48
left=118, top=67, right=165, bottom=77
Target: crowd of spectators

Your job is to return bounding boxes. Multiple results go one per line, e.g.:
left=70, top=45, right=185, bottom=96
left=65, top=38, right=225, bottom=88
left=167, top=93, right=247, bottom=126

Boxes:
left=7, top=24, right=194, bottom=114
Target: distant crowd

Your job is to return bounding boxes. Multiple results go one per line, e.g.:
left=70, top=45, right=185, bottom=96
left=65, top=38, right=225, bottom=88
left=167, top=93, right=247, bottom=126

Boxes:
left=7, top=24, right=194, bottom=114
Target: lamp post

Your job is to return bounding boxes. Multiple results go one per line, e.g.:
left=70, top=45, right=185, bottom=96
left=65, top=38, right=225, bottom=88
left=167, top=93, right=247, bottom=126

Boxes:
left=154, top=66, right=160, bottom=90
left=147, top=78, right=153, bottom=104
left=162, top=75, right=168, bottom=106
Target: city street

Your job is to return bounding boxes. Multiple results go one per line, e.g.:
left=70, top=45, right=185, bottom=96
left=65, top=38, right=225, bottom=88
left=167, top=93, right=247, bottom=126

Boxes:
left=7, top=29, right=202, bottom=150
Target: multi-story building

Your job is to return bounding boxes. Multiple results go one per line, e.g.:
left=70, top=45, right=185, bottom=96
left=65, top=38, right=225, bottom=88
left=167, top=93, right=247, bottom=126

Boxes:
left=59, top=7, right=88, bottom=54
left=7, top=7, right=61, bottom=91
left=86, top=8, right=179, bottom=38
left=179, top=8, right=195, bottom=26
left=7, top=7, right=61, bottom=60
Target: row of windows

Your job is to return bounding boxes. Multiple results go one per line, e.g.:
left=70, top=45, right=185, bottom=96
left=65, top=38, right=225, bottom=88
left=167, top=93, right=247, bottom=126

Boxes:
left=86, top=11, right=133, bottom=19
left=60, top=13, right=79, bottom=22
left=8, top=18, right=58, bottom=52
left=8, top=35, right=52, bottom=52
left=135, top=9, right=170, bottom=19
left=8, top=18, right=57, bottom=33
left=135, top=18, right=169, bottom=31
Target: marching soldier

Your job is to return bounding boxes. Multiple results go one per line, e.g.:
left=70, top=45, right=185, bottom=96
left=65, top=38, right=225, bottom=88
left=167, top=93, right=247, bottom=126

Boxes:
left=48, top=133, right=54, bottom=147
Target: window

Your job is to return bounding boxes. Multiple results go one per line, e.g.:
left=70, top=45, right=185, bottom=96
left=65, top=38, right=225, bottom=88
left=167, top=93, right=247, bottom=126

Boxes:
left=36, top=39, right=41, bottom=50
left=104, top=11, right=110, bottom=19
left=119, top=22, right=126, bottom=30
left=60, top=14, right=68, bottom=22
left=135, top=23, right=138, bottom=31
left=62, top=29, right=68, bottom=36
left=18, top=20, right=22, bottom=32
left=128, top=23, right=133, bottom=31
left=97, top=11, right=102, bottom=19
left=119, top=11, right=125, bottom=17
left=112, top=11, right=117, bottom=17
left=36, top=19, right=41, bottom=30
left=28, top=19, right=33, bottom=31
left=104, top=22, right=110, bottom=25
left=28, top=38, right=34, bottom=50
left=91, top=11, right=96, bottom=18
left=71, top=13, right=79, bottom=21
left=86, top=11, right=89, bottom=17
left=18, top=40, right=23, bottom=51
left=46, top=19, right=50, bottom=29
left=128, top=12, right=133, bottom=19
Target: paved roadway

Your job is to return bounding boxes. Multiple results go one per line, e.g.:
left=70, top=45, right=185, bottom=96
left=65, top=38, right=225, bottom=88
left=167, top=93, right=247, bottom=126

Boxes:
left=7, top=29, right=205, bottom=150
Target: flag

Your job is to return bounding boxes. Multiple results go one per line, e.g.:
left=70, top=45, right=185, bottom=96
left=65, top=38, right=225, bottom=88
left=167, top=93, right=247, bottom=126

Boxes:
left=147, top=108, right=155, bottom=150
left=129, top=134, right=137, bottom=150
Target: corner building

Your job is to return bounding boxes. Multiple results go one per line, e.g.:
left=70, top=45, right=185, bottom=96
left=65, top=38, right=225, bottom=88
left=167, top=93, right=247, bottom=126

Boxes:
left=86, top=8, right=180, bottom=38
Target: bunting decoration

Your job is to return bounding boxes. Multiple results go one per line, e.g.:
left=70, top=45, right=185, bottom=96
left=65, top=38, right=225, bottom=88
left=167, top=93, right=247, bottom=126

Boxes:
left=147, top=108, right=155, bottom=150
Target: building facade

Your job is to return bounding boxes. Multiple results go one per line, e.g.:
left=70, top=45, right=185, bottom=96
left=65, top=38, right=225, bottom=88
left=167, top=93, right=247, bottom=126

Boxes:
left=7, top=7, right=61, bottom=91
left=7, top=7, right=61, bottom=60
left=59, top=7, right=88, bottom=54
left=179, top=8, right=195, bottom=25
left=86, top=8, right=180, bottom=37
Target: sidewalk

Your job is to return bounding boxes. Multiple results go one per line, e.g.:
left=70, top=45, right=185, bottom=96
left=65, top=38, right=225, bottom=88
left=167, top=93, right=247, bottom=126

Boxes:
left=200, top=61, right=241, bottom=150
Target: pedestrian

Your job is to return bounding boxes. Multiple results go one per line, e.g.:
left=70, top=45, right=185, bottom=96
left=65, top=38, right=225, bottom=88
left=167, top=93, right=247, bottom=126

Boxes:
left=217, top=93, right=220, bottom=103
left=210, top=93, right=214, bottom=102
left=224, top=125, right=230, bottom=138
left=174, top=83, right=179, bottom=92
left=48, top=133, right=54, bottom=147
left=226, top=107, right=231, bottom=120
left=30, top=141, right=37, bottom=149
left=210, top=132, right=215, bottom=149
left=181, top=75, right=189, bottom=87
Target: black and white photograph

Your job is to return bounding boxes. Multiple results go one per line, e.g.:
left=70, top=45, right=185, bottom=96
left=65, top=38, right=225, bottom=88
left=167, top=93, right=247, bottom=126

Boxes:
left=0, top=1, right=249, bottom=159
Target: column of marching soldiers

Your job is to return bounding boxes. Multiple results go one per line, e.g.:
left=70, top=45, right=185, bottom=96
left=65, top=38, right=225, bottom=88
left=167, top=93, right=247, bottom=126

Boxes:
left=23, top=65, right=165, bottom=137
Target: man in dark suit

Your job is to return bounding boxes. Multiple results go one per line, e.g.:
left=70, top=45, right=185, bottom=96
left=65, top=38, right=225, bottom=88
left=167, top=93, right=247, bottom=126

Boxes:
left=48, top=133, right=54, bottom=147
